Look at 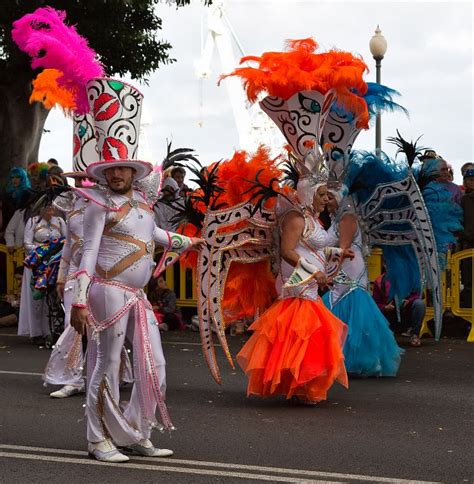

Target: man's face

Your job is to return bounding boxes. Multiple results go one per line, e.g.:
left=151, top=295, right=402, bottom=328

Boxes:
left=104, top=166, right=135, bottom=194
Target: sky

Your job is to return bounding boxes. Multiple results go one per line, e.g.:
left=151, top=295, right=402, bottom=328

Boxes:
left=39, top=0, right=474, bottom=183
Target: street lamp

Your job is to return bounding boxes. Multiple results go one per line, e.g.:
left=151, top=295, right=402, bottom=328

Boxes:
left=369, top=25, right=387, bottom=155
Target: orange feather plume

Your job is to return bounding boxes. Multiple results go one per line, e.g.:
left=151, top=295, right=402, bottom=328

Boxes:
left=221, top=38, right=369, bottom=128
left=29, top=69, right=76, bottom=112
left=217, top=146, right=283, bottom=208
left=222, top=260, right=277, bottom=326
left=178, top=224, right=200, bottom=269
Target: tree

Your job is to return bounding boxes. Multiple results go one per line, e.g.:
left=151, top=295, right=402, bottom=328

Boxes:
left=0, top=0, right=209, bottom=186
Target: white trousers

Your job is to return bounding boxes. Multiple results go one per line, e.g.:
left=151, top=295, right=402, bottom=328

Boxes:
left=86, top=282, right=166, bottom=446
left=43, top=282, right=84, bottom=386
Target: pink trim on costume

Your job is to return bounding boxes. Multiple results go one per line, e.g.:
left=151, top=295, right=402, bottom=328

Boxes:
left=69, top=269, right=92, bottom=279
left=72, top=187, right=121, bottom=211
left=72, top=303, right=87, bottom=309
left=152, top=231, right=172, bottom=278
left=87, top=275, right=174, bottom=430
left=152, top=249, right=168, bottom=278
left=153, top=165, right=164, bottom=206
left=87, top=160, right=153, bottom=171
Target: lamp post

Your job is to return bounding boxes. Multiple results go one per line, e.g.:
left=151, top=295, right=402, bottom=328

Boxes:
left=369, top=25, right=387, bottom=156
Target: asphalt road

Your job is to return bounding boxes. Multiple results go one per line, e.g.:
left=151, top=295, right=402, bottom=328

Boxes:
left=0, top=327, right=473, bottom=484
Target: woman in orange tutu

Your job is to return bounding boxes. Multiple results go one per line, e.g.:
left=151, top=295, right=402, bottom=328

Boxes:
left=237, top=177, right=353, bottom=403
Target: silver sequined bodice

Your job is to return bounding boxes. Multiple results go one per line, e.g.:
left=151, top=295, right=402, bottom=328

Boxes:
left=280, top=213, right=330, bottom=301
left=327, top=220, right=368, bottom=305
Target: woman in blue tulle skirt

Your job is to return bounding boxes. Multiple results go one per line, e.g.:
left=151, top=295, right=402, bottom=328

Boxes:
left=323, top=193, right=403, bottom=377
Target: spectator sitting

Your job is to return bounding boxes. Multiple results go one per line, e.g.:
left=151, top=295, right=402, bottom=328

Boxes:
left=373, top=270, right=425, bottom=346
left=148, top=275, right=185, bottom=331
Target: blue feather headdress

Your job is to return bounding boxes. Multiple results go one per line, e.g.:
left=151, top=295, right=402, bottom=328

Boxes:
left=332, top=82, right=408, bottom=124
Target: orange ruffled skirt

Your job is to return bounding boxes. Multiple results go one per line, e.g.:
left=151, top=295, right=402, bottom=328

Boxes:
left=237, top=297, right=349, bottom=402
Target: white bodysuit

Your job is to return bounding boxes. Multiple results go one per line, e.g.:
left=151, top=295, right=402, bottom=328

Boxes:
left=71, top=187, right=191, bottom=445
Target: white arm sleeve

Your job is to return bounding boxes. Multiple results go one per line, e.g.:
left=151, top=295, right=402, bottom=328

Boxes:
left=71, top=202, right=106, bottom=307
left=153, top=225, right=192, bottom=253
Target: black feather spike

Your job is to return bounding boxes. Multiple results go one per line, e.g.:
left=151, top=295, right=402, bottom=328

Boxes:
left=242, top=169, right=291, bottom=216
left=387, top=130, right=427, bottom=168
left=162, top=140, right=200, bottom=170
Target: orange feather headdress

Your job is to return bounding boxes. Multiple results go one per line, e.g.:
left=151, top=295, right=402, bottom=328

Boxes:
left=221, top=38, right=369, bottom=129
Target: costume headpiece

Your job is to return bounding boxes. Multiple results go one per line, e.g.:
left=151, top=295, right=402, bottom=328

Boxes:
left=222, top=38, right=369, bottom=208
left=12, top=7, right=104, bottom=113
left=62, top=113, right=98, bottom=179
left=13, top=7, right=153, bottom=185
left=85, top=78, right=152, bottom=182
left=323, top=83, right=408, bottom=200
left=29, top=69, right=76, bottom=112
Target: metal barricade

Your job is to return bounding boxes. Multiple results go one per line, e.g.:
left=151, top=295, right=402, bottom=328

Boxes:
left=0, top=244, right=24, bottom=296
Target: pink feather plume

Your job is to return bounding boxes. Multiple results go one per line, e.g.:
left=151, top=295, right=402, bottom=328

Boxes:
left=12, top=7, right=104, bottom=114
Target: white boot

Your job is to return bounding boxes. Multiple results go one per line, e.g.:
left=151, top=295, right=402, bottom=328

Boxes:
left=88, top=439, right=130, bottom=463
left=50, top=382, right=85, bottom=398
left=127, top=438, right=173, bottom=457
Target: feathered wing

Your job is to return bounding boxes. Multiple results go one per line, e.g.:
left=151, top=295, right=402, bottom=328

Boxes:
left=198, top=203, right=276, bottom=384
left=184, top=148, right=283, bottom=383
left=348, top=151, right=443, bottom=339
left=386, top=132, right=463, bottom=272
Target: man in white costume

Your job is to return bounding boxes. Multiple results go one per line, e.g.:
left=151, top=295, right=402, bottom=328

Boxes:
left=70, top=78, right=203, bottom=463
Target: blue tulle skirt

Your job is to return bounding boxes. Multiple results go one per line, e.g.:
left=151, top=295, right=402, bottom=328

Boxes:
left=322, top=288, right=403, bottom=377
